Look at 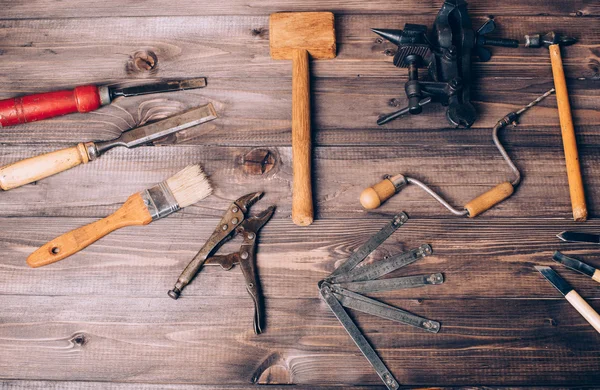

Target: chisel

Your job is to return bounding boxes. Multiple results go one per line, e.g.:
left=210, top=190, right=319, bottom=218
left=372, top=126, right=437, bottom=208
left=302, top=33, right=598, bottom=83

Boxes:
left=0, top=78, right=207, bottom=127
left=557, top=231, right=600, bottom=244
left=535, top=266, right=600, bottom=333
left=0, top=103, right=217, bottom=191
left=553, top=251, right=600, bottom=283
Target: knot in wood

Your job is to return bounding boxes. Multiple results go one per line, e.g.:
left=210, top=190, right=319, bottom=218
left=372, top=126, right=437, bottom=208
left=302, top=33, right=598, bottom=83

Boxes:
left=243, top=149, right=275, bottom=175
left=126, top=50, right=158, bottom=75
left=70, top=332, right=87, bottom=346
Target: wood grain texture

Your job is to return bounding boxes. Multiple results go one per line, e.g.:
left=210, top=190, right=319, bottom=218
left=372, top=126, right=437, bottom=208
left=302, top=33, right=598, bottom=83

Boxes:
left=26, top=193, right=152, bottom=268
left=1, top=296, right=600, bottom=386
left=1, top=1, right=600, bottom=388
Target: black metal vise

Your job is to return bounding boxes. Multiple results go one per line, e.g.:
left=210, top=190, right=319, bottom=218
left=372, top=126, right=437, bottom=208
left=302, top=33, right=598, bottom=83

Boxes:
left=374, top=0, right=519, bottom=128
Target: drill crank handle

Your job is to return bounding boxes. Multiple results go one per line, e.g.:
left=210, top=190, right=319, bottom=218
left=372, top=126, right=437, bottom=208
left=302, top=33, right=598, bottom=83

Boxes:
left=377, top=97, right=432, bottom=126
left=0, top=142, right=100, bottom=191
left=0, top=85, right=110, bottom=127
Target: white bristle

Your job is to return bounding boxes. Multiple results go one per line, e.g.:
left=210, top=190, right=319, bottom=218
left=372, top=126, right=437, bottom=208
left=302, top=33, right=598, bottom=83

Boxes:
left=165, top=164, right=212, bottom=208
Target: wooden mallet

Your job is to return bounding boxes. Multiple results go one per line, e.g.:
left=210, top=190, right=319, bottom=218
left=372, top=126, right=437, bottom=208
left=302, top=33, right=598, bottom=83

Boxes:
left=526, top=32, right=586, bottom=221
left=270, top=12, right=336, bottom=226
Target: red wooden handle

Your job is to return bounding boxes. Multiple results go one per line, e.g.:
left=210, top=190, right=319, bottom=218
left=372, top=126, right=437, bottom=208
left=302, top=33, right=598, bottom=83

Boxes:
left=0, top=85, right=103, bottom=127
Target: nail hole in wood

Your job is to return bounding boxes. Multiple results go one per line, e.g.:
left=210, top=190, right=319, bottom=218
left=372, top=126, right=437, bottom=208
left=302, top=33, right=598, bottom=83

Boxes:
left=51, top=247, right=60, bottom=255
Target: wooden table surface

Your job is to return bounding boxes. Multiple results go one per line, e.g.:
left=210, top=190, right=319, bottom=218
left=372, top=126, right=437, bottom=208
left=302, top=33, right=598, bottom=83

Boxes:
left=1, top=0, right=600, bottom=388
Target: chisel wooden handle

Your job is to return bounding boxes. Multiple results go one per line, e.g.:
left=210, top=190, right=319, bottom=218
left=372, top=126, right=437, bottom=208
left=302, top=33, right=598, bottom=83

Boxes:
left=565, top=290, right=600, bottom=333
left=27, top=193, right=152, bottom=267
left=0, top=85, right=105, bottom=127
left=291, top=48, right=313, bottom=226
left=549, top=44, right=587, bottom=222
left=0, top=143, right=93, bottom=191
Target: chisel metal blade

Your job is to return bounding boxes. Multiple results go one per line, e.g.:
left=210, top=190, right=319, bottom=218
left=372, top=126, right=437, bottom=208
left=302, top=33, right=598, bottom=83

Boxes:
left=557, top=231, right=600, bottom=244
left=535, top=266, right=572, bottom=296
left=98, top=103, right=217, bottom=151
left=111, top=78, right=207, bottom=98
left=553, top=251, right=600, bottom=282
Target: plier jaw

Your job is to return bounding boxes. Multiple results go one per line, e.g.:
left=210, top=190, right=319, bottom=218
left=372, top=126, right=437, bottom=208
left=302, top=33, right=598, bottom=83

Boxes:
left=168, top=192, right=275, bottom=334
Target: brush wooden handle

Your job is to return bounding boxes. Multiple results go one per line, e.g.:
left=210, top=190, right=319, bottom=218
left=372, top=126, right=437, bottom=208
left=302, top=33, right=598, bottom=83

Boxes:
left=291, top=48, right=313, bottom=226
left=0, top=142, right=92, bottom=190
left=549, top=44, right=587, bottom=222
left=592, top=269, right=600, bottom=283
left=465, top=182, right=514, bottom=217
left=565, top=290, right=600, bottom=334
left=27, top=193, right=152, bottom=267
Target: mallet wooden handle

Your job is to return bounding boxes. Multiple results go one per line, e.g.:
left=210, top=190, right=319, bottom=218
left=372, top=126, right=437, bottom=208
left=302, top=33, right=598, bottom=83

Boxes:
left=27, top=193, right=152, bottom=267
left=549, top=44, right=587, bottom=221
left=565, top=290, right=600, bottom=333
left=291, top=48, right=313, bottom=226
left=0, top=143, right=92, bottom=191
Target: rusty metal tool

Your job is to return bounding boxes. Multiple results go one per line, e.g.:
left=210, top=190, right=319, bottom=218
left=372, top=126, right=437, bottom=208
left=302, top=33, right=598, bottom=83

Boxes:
left=0, top=103, right=217, bottom=191
left=0, top=78, right=207, bottom=127
left=360, top=90, right=554, bottom=217
left=168, top=192, right=275, bottom=334
left=319, top=213, right=443, bottom=389
left=373, top=0, right=519, bottom=128
left=269, top=12, right=336, bottom=226
left=536, top=266, right=600, bottom=333
left=525, top=32, right=586, bottom=221
left=553, top=251, right=600, bottom=283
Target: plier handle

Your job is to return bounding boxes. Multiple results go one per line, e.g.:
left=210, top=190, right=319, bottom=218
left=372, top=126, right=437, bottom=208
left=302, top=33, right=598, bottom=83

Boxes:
left=168, top=192, right=275, bottom=334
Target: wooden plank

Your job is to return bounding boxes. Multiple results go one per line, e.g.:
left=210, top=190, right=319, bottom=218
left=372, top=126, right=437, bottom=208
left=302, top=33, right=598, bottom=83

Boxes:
left=1, top=144, right=600, bottom=219
left=2, top=0, right=598, bottom=18
left=1, top=296, right=600, bottom=386
left=0, top=15, right=597, bottom=89
left=0, top=382, right=381, bottom=390
left=3, top=215, right=600, bottom=299
left=0, top=76, right=598, bottom=147
left=0, top=16, right=597, bottom=145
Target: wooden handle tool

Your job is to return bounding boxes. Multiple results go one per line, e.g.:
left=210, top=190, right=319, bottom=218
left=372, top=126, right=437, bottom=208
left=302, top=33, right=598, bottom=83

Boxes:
left=27, top=164, right=212, bottom=267
left=536, top=266, right=600, bottom=334
left=27, top=193, right=151, bottom=267
left=360, top=175, right=513, bottom=218
left=270, top=12, right=336, bottom=226
left=0, top=104, right=217, bottom=191
left=0, top=143, right=92, bottom=190
left=549, top=44, right=587, bottom=221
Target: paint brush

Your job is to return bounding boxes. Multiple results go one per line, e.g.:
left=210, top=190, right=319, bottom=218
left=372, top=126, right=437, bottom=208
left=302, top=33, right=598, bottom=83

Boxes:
left=27, top=164, right=212, bottom=267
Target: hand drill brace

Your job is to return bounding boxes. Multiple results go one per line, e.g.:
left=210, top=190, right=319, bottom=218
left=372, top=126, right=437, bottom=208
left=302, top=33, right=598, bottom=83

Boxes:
left=373, top=0, right=519, bottom=128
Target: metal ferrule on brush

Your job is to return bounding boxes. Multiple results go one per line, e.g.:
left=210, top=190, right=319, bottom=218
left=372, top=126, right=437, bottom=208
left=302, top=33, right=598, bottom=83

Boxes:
left=142, top=182, right=181, bottom=220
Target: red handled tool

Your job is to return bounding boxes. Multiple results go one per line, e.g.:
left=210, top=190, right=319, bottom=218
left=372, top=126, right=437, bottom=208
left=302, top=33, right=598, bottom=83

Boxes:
left=0, top=78, right=206, bottom=127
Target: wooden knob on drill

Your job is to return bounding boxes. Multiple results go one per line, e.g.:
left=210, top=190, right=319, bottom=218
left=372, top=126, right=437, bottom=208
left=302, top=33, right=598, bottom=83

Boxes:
left=360, top=175, right=406, bottom=210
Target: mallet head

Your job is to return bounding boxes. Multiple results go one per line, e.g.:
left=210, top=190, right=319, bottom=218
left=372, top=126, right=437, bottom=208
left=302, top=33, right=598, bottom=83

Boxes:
left=525, top=32, right=577, bottom=48
left=269, top=12, right=336, bottom=60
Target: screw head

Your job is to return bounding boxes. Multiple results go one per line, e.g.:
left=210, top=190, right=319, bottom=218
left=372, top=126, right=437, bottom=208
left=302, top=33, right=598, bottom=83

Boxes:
left=232, top=207, right=239, bottom=213
left=222, top=224, right=228, bottom=231
left=241, top=251, right=249, bottom=259
left=247, top=232, right=255, bottom=240
left=231, top=217, right=239, bottom=225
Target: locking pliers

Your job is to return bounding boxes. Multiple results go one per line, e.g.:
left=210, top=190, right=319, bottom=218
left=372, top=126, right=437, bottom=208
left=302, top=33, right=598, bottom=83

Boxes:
left=168, top=192, right=275, bottom=334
